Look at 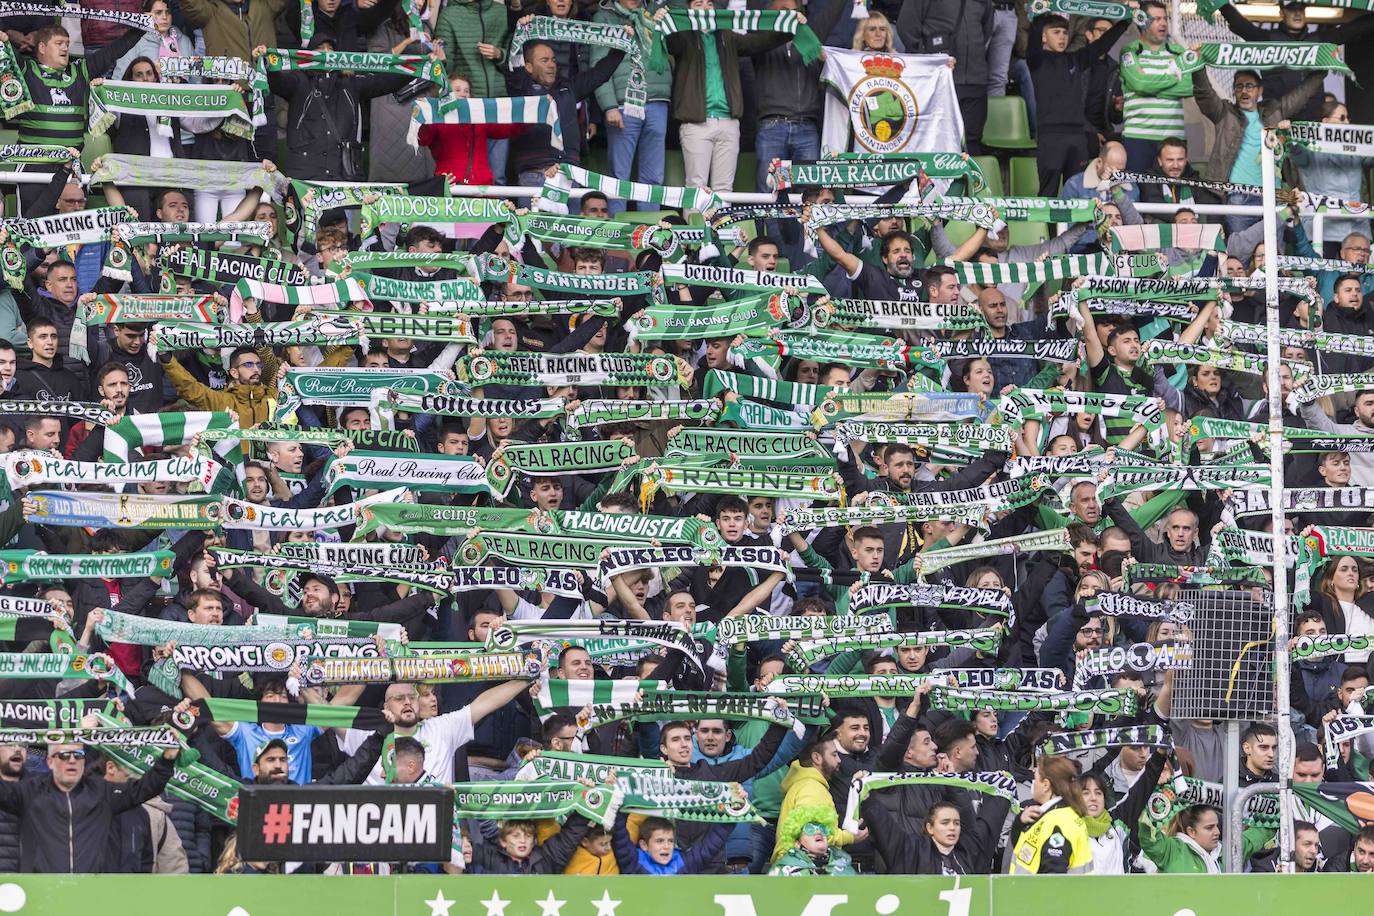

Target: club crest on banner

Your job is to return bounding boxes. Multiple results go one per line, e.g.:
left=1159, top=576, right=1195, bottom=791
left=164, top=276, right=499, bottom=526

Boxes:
left=847, top=54, right=919, bottom=153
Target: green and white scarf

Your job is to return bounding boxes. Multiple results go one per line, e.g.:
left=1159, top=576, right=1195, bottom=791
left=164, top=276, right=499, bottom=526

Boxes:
left=307, top=310, right=477, bottom=347
left=832, top=420, right=1012, bottom=455
left=0, top=40, right=31, bottom=119
left=535, top=678, right=663, bottom=708
left=104, top=221, right=272, bottom=282
left=540, top=163, right=722, bottom=214
left=341, top=271, right=483, bottom=304
left=458, top=351, right=682, bottom=388
left=787, top=628, right=1002, bottom=668
left=1227, top=486, right=1374, bottom=518
left=660, top=262, right=828, bottom=298
left=714, top=614, right=891, bottom=646
left=218, top=489, right=404, bottom=532
left=451, top=780, right=623, bottom=829
left=1183, top=42, right=1352, bottom=77
left=512, top=15, right=652, bottom=119
left=813, top=298, right=987, bottom=332
left=629, top=292, right=799, bottom=342
left=637, top=459, right=843, bottom=503
left=1097, top=463, right=1270, bottom=502
left=408, top=94, right=560, bottom=150
left=1143, top=342, right=1305, bottom=382
left=516, top=750, right=668, bottom=783
left=0, top=143, right=75, bottom=165
left=0, top=698, right=117, bottom=729
left=1289, top=372, right=1374, bottom=408
left=322, top=451, right=493, bottom=497
left=777, top=502, right=985, bottom=535
left=92, top=712, right=239, bottom=824
left=850, top=582, right=1016, bottom=619
left=504, top=212, right=678, bottom=258
left=596, top=544, right=788, bottom=585
left=157, top=55, right=255, bottom=82
left=357, top=195, right=509, bottom=238
left=572, top=693, right=799, bottom=735
left=1, top=453, right=217, bottom=492
left=812, top=391, right=992, bottom=427
left=230, top=277, right=365, bottom=314
left=1325, top=715, right=1374, bottom=767
left=566, top=398, right=720, bottom=433
left=470, top=253, right=664, bottom=303
left=761, top=673, right=971, bottom=698
left=980, top=196, right=1098, bottom=224
left=929, top=687, right=1139, bottom=716
left=1087, top=592, right=1195, bottom=622
left=148, top=316, right=360, bottom=355
left=734, top=331, right=945, bottom=374
left=0, top=550, right=173, bottom=584
left=998, top=388, right=1166, bottom=443
left=283, top=180, right=402, bottom=247
left=102, top=411, right=239, bottom=465
left=1028, top=0, right=1144, bottom=22
left=459, top=531, right=644, bottom=569
left=653, top=8, right=819, bottom=65
left=90, top=154, right=287, bottom=198
left=172, top=638, right=380, bottom=674
left=1184, top=415, right=1374, bottom=456
left=1290, top=632, right=1373, bottom=662
left=1208, top=526, right=1298, bottom=568
left=1040, top=724, right=1172, bottom=757
left=487, top=619, right=698, bottom=661
left=1062, top=275, right=1221, bottom=306
left=769, top=153, right=986, bottom=194
left=843, top=771, right=1020, bottom=832
left=949, top=254, right=1120, bottom=286
left=1283, top=121, right=1374, bottom=158
left=1077, top=298, right=1197, bottom=325
left=75, top=293, right=220, bottom=364
left=377, top=391, right=565, bottom=420
left=1, top=207, right=133, bottom=288
left=0, top=725, right=180, bottom=749
left=911, top=527, right=1073, bottom=578
left=486, top=440, right=636, bottom=495
left=332, top=251, right=474, bottom=275
left=255, top=46, right=445, bottom=95
left=277, top=366, right=449, bottom=419
left=703, top=368, right=838, bottom=409
left=158, top=247, right=310, bottom=290
left=97, top=608, right=303, bottom=648
left=930, top=338, right=1079, bottom=364
left=89, top=81, right=252, bottom=140
left=666, top=428, right=827, bottom=461
left=803, top=200, right=998, bottom=240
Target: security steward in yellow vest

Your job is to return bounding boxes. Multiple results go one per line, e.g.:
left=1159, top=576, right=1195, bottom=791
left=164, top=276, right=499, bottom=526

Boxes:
left=1008, top=796, right=1093, bottom=874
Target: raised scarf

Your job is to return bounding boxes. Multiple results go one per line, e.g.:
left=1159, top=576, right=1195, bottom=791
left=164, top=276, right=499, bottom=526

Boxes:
left=930, top=338, right=1079, bottom=364
left=218, top=489, right=404, bottom=532
left=847, top=581, right=1016, bottom=619
left=1290, top=633, right=1373, bottom=662
left=0, top=39, right=30, bottom=119
left=453, top=780, right=623, bottom=828
left=323, top=450, right=492, bottom=497
left=567, top=398, right=719, bottom=433
left=929, top=687, right=1139, bottom=716
left=356, top=194, right=509, bottom=238
left=831, top=416, right=1015, bottom=459
left=511, top=15, right=652, bottom=119
left=1086, top=592, right=1195, bottom=622
left=541, top=163, right=722, bottom=214
left=1282, top=120, right=1374, bottom=158
left=1289, top=372, right=1374, bottom=409
left=814, top=298, right=988, bottom=332
left=629, top=292, right=800, bottom=342
left=485, top=440, right=636, bottom=495
left=90, top=154, right=286, bottom=197
left=1041, top=724, right=1172, bottom=756
left=504, top=211, right=678, bottom=258
left=159, top=247, right=310, bottom=290
left=457, top=351, right=682, bottom=388
left=659, top=262, right=827, bottom=298
left=1096, top=463, right=1270, bottom=502
left=408, top=94, right=560, bottom=150
left=652, top=9, right=819, bottom=68
left=277, top=366, right=449, bottom=417
left=842, top=772, right=1020, bottom=832
left=301, top=652, right=538, bottom=686
left=714, top=613, right=892, bottom=646
left=911, top=527, right=1074, bottom=578
left=768, top=153, right=987, bottom=194
left=470, top=252, right=664, bottom=303
left=702, top=368, right=838, bottom=409
left=786, top=627, right=1002, bottom=668
left=0, top=549, right=172, bottom=583
left=803, top=200, right=999, bottom=240
left=0, top=400, right=113, bottom=426
left=1228, top=486, right=1374, bottom=518
left=88, top=81, right=251, bottom=140
left=733, top=330, right=945, bottom=374
left=377, top=390, right=566, bottom=421
left=104, top=221, right=272, bottom=282
left=2, top=453, right=217, bottom=492
left=1074, top=641, right=1194, bottom=687
left=1028, top=0, right=1144, bottom=22
left=1185, top=42, right=1352, bottom=77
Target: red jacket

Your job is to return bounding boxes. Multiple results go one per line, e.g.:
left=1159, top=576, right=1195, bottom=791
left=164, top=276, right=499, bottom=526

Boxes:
left=417, top=122, right=528, bottom=185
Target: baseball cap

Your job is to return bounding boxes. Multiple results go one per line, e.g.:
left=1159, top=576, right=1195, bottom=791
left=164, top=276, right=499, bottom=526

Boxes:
left=254, top=738, right=288, bottom=762
left=300, top=572, right=340, bottom=595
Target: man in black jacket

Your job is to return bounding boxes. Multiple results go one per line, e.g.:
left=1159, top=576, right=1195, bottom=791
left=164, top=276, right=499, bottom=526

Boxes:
left=896, top=0, right=995, bottom=153
left=258, top=33, right=420, bottom=181
left=1136, top=137, right=1220, bottom=208
left=508, top=20, right=627, bottom=189
left=0, top=737, right=180, bottom=872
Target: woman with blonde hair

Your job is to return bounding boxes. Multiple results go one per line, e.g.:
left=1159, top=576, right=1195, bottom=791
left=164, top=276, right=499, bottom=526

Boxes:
left=852, top=12, right=895, bottom=52
left=1008, top=755, right=1093, bottom=874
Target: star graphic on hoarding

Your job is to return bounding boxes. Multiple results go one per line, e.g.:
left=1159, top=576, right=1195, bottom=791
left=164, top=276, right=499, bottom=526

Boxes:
left=591, top=889, right=621, bottom=916
left=536, top=890, right=566, bottom=916
left=480, top=891, right=510, bottom=916
left=424, top=891, right=455, bottom=916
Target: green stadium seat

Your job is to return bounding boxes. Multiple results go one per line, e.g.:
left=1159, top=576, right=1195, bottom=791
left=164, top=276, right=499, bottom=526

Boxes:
left=664, top=150, right=686, bottom=188
left=1008, top=221, right=1049, bottom=248
left=982, top=96, right=1037, bottom=151
left=943, top=221, right=976, bottom=249
left=734, top=153, right=757, bottom=193
left=970, top=155, right=1004, bottom=197
left=1009, top=156, right=1040, bottom=197
left=0, top=128, right=17, bottom=146
left=80, top=133, right=111, bottom=172
left=614, top=210, right=672, bottom=225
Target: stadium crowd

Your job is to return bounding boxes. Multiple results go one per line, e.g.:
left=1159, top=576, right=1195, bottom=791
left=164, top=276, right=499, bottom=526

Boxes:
left=0, top=0, right=1371, bottom=881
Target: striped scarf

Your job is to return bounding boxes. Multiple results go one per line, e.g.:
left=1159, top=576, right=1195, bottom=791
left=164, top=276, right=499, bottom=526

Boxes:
left=804, top=200, right=998, bottom=239
left=787, top=628, right=1002, bottom=668
left=511, top=14, right=653, bottom=118
left=566, top=398, right=720, bottom=432
left=769, top=153, right=987, bottom=194
left=408, top=94, right=560, bottom=150
left=540, top=163, right=722, bottom=214
left=104, top=221, right=272, bottom=282
left=1111, top=222, right=1225, bottom=254
left=357, top=195, right=509, bottom=238
left=458, top=351, right=681, bottom=388
left=950, top=253, right=1114, bottom=285
left=1290, top=372, right=1374, bottom=408
left=735, top=330, right=944, bottom=374
left=470, top=252, right=664, bottom=302
left=90, top=154, right=287, bottom=197
left=778, top=502, right=987, bottom=535
left=653, top=9, right=819, bottom=67
left=702, top=368, right=837, bottom=408
left=504, top=211, right=679, bottom=257
left=660, top=262, right=827, bottom=297
left=629, top=292, right=798, bottom=342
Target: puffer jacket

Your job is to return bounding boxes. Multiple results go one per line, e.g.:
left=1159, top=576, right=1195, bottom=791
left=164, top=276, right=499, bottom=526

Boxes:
left=178, top=0, right=287, bottom=63
left=591, top=0, right=672, bottom=113
left=0, top=758, right=174, bottom=873
left=166, top=793, right=213, bottom=873
left=435, top=0, right=510, bottom=98
left=264, top=69, right=413, bottom=181
left=0, top=801, right=18, bottom=872
left=896, top=0, right=995, bottom=89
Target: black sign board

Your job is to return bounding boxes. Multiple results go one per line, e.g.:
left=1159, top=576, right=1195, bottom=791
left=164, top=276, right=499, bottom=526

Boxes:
left=236, top=785, right=453, bottom=862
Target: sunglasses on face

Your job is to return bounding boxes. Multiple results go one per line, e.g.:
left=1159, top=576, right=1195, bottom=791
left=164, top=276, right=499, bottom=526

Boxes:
left=51, top=750, right=84, bottom=761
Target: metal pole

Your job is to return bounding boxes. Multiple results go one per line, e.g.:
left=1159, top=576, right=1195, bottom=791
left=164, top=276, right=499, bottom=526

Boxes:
left=1261, top=128, right=1296, bottom=873
left=1223, top=720, right=1242, bottom=872
left=1229, top=781, right=1281, bottom=872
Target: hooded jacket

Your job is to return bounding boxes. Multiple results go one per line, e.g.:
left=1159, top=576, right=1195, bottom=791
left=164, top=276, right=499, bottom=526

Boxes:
left=772, top=762, right=855, bottom=862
